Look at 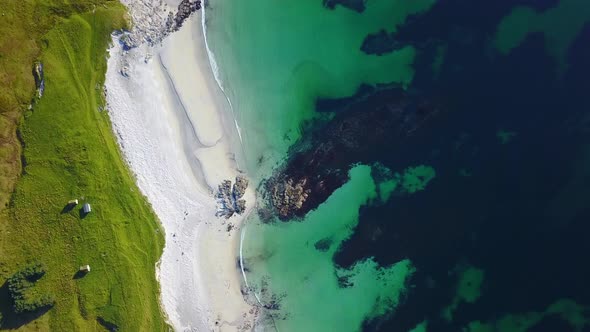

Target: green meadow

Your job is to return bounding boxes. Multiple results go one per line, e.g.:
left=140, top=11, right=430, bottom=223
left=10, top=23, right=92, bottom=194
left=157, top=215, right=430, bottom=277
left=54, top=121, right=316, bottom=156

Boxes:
left=0, top=1, right=167, bottom=330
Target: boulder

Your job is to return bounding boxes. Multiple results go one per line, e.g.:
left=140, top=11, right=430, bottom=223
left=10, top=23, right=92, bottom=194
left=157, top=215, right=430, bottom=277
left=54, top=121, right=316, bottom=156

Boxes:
left=232, top=176, right=249, bottom=199
left=216, top=177, right=248, bottom=218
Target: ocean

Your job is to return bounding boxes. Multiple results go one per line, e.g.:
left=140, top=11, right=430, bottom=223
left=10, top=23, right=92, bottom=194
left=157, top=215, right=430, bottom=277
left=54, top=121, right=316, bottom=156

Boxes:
left=205, top=0, right=590, bottom=331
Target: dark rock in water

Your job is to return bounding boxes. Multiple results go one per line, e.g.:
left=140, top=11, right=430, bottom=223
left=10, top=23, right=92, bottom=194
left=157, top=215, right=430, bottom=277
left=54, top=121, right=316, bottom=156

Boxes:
left=33, top=62, right=44, bottom=98
left=361, top=29, right=404, bottom=56
left=337, top=275, right=354, bottom=288
left=323, top=0, right=366, bottom=13
left=269, top=177, right=312, bottom=220
left=266, top=143, right=347, bottom=221
left=216, top=177, right=249, bottom=218
left=316, top=83, right=375, bottom=113
left=266, top=85, right=441, bottom=220
left=256, top=206, right=274, bottom=223
left=314, top=237, right=333, bottom=252
left=263, top=300, right=281, bottom=311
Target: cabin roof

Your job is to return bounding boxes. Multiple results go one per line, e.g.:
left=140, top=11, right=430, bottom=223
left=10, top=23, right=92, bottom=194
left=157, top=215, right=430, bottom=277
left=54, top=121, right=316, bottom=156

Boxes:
left=82, top=203, right=91, bottom=213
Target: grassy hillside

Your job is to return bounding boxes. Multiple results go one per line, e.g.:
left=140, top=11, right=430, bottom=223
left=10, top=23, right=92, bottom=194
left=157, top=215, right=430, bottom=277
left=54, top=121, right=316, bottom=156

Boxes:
left=0, top=1, right=39, bottom=209
left=0, top=1, right=117, bottom=211
left=0, top=1, right=168, bottom=330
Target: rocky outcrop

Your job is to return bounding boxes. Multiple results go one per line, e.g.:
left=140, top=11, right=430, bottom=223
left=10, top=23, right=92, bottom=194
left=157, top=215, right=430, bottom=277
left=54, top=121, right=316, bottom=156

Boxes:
left=119, top=0, right=171, bottom=48
left=119, top=0, right=201, bottom=49
left=265, top=85, right=442, bottom=221
left=270, top=178, right=310, bottom=220
left=33, top=62, right=44, bottom=98
left=233, top=176, right=249, bottom=199
left=264, top=148, right=348, bottom=221
left=361, top=29, right=403, bottom=56
left=166, top=0, right=201, bottom=32
left=216, top=176, right=249, bottom=218
left=235, top=199, right=246, bottom=214
left=217, top=179, right=233, bottom=216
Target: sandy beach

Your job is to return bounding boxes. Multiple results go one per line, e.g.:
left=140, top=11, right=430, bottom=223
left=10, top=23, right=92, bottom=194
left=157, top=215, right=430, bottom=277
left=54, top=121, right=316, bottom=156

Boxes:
left=105, top=6, right=257, bottom=331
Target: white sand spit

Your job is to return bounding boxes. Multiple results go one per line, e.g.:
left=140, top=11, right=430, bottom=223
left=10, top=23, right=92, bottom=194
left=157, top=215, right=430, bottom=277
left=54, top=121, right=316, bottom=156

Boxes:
left=105, top=10, right=257, bottom=332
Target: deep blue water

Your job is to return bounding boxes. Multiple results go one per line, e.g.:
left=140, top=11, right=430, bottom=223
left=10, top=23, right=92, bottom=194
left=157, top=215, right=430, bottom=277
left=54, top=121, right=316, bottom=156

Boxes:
left=328, top=1, right=590, bottom=330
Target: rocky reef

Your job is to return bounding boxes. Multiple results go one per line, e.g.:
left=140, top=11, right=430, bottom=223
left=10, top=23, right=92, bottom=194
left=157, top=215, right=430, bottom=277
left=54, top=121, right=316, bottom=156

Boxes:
left=217, top=176, right=249, bottom=218
left=361, top=29, right=404, bottom=56
left=323, top=0, right=367, bottom=13
left=269, top=178, right=311, bottom=219
left=264, top=85, right=442, bottom=221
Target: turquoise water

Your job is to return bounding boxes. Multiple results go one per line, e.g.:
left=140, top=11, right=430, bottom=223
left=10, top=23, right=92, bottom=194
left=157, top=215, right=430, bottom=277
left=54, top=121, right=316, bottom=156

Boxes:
left=240, top=165, right=416, bottom=330
left=205, top=0, right=433, bottom=179
left=205, top=0, right=590, bottom=330
left=205, top=0, right=435, bottom=329
left=493, top=0, right=590, bottom=73
left=235, top=163, right=436, bottom=330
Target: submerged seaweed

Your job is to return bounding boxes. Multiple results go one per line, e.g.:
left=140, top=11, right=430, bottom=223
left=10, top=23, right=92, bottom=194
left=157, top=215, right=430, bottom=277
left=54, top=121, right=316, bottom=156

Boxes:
left=208, top=0, right=590, bottom=330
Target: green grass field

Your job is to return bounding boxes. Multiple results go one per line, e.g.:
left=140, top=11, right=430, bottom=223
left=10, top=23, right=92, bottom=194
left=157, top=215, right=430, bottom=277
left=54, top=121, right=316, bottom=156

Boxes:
left=0, top=1, right=168, bottom=330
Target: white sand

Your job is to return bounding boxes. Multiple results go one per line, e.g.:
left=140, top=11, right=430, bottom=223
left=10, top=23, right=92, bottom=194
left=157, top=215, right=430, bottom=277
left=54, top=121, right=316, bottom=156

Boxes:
left=105, top=9, right=257, bottom=332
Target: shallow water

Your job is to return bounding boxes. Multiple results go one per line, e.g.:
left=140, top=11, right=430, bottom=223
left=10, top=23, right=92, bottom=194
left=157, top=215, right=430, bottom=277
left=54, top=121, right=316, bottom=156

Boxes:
left=205, top=0, right=590, bottom=330
left=240, top=165, right=417, bottom=331
left=205, top=0, right=434, bottom=178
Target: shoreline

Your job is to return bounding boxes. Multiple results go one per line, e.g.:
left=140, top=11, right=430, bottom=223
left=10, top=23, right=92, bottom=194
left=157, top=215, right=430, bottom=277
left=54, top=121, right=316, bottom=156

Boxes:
left=201, top=4, right=249, bottom=174
left=105, top=7, right=257, bottom=331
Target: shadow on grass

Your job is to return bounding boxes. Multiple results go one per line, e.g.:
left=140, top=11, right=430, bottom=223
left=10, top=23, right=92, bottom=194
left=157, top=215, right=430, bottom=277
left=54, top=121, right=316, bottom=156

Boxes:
left=0, top=281, right=51, bottom=330
left=72, top=270, right=88, bottom=280
left=61, top=203, right=75, bottom=214
left=79, top=209, right=89, bottom=219
left=97, top=316, right=119, bottom=332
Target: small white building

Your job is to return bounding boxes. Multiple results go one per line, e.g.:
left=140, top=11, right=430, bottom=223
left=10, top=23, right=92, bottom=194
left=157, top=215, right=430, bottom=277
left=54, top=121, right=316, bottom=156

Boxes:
left=82, top=203, right=92, bottom=214
left=79, top=265, right=91, bottom=273
left=68, top=199, right=79, bottom=205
